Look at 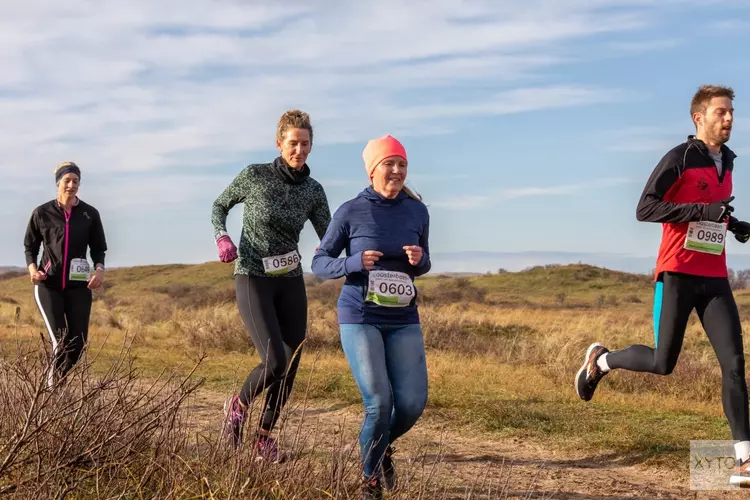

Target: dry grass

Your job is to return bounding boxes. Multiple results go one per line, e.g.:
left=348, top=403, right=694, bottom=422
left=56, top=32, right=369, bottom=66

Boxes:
left=1, top=261, right=748, bottom=477
left=0, top=334, right=538, bottom=499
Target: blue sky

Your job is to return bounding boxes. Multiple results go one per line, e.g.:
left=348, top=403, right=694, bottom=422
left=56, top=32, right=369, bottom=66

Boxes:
left=2, top=1, right=750, bottom=273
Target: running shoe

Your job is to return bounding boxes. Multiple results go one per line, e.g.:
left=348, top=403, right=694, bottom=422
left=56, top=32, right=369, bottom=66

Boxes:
left=382, top=445, right=397, bottom=490
left=222, top=395, right=247, bottom=449
left=362, top=475, right=383, bottom=500
left=730, top=457, right=750, bottom=487
left=255, top=434, right=287, bottom=463
left=575, top=342, right=609, bottom=401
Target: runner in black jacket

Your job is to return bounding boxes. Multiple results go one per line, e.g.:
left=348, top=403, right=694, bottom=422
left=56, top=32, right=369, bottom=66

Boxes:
left=24, top=162, right=107, bottom=388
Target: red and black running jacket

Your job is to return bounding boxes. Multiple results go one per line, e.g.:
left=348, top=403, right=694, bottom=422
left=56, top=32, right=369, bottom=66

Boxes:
left=636, top=136, right=735, bottom=280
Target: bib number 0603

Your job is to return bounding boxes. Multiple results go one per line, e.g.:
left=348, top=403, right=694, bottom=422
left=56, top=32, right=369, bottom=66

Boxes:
left=366, top=270, right=415, bottom=308
left=377, top=282, right=414, bottom=296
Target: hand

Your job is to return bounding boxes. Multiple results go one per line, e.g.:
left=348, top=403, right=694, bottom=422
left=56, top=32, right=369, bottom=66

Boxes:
left=403, top=245, right=423, bottom=266
left=217, top=235, right=238, bottom=263
left=29, top=270, right=47, bottom=284
left=87, top=269, right=104, bottom=289
left=361, top=250, right=383, bottom=271
left=704, top=196, right=735, bottom=222
left=729, top=216, right=750, bottom=243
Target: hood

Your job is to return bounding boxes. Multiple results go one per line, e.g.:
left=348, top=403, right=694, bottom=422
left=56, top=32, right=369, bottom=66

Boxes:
left=358, top=186, right=409, bottom=205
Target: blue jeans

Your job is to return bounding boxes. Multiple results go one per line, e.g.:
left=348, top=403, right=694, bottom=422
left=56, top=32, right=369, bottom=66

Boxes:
left=339, top=323, right=428, bottom=479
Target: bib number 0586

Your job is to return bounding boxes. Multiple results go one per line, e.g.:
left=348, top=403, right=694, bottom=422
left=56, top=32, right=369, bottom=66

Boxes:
left=262, top=250, right=301, bottom=275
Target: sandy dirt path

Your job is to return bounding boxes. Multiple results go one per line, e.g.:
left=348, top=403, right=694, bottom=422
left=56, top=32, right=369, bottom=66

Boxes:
left=178, top=389, right=747, bottom=499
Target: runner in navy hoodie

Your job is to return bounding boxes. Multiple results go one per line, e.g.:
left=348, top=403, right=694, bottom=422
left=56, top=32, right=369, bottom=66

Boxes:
left=312, top=135, right=430, bottom=499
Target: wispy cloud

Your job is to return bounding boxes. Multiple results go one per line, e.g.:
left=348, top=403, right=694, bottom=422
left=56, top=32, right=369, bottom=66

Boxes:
left=0, top=1, right=704, bottom=184
left=607, top=139, right=680, bottom=153
left=604, top=119, right=749, bottom=154
left=602, top=122, right=691, bottom=153
left=606, top=38, right=683, bottom=52
left=432, top=178, right=635, bottom=210
left=0, top=0, right=742, bottom=215
left=709, top=19, right=750, bottom=32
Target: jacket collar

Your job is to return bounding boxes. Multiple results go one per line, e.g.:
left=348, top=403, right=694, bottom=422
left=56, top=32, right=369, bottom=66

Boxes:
left=687, top=135, right=737, bottom=159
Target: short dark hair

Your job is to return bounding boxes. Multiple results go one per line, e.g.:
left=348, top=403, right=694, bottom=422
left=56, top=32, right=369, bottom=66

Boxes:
left=690, top=85, right=735, bottom=119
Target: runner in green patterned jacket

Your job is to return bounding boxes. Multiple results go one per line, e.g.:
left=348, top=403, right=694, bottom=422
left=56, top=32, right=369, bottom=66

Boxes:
left=211, top=110, right=331, bottom=461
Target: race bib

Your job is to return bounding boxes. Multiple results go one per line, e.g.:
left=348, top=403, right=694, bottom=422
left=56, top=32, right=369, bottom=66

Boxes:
left=69, top=258, right=90, bottom=281
left=366, top=270, right=415, bottom=307
left=684, top=221, right=727, bottom=255
left=262, top=250, right=300, bottom=275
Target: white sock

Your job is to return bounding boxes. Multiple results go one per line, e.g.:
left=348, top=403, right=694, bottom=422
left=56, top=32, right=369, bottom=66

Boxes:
left=735, top=441, right=750, bottom=462
left=596, top=353, right=610, bottom=373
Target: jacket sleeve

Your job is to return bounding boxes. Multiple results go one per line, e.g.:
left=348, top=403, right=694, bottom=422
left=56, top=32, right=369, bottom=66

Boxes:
left=23, top=210, right=42, bottom=267
left=636, top=151, right=706, bottom=223
left=211, top=167, right=250, bottom=241
left=89, top=208, right=107, bottom=266
left=412, top=209, right=431, bottom=277
left=311, top=206, right=363, bottom=279
left=309, top=184, right=332, bottom=240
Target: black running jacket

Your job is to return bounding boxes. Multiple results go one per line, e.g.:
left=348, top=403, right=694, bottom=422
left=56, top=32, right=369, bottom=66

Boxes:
left=24, top=199, right=107, bottom=290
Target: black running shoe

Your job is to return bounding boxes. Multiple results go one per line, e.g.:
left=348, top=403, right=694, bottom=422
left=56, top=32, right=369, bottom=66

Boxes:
left=362, top=476, right=383, bottom=500
left=382, top=445, right=396, bottom=490
left=575, top=342, right=609, bottom=401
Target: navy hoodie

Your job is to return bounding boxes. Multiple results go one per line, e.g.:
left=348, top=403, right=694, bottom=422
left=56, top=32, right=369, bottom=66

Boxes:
left=311, top=187, right=431, bottom=324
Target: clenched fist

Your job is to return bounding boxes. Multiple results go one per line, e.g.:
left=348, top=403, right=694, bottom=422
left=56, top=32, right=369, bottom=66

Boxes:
left=361, top=250, right=383, bottom=271
left=403, top=246, right=423, bottom=266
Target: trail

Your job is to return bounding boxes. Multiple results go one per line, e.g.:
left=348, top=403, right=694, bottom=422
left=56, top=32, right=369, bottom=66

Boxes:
left=181, top=388, right=742, bottom=500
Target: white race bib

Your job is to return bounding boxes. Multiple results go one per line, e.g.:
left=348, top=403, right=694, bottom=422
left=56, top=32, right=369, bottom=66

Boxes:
left=366, top=270, right=415, bottom=307
left=262, top=250, right=300, bottom=275
left=684, top=221, right=727, bottom=255
left=69, top=258, right=90, bottom=281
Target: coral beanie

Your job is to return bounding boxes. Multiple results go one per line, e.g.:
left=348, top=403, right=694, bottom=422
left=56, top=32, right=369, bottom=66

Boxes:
left=362, top=135, right=407, bottom=179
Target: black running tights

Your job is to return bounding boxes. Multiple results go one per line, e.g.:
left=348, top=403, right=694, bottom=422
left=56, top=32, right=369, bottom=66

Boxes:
left=235, top=274, right=307, bottom=432
left=607, top=271, right=750, bottom=441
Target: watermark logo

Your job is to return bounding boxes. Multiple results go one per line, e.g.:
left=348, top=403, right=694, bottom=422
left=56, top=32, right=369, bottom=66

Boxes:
left=690, top=440, right=746, bottom=491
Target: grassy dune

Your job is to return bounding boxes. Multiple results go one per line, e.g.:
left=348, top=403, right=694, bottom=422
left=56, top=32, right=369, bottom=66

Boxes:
left=1, top=262, right=748, bottom=482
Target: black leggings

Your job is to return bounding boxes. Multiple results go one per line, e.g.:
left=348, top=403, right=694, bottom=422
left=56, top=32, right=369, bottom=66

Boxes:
left=608, top=271, right=750, bottom=441
left=235, top=274, right=307, bottom=432
left=34, top=284, right=92, bottom=384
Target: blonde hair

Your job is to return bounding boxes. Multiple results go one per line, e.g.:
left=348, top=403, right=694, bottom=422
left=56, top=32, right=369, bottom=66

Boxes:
left=54, top=161, right=79, bottom=174
left=369, top=180, right=424, bottom=202
left=277, top=109, right=313, bottom=143
left=402, top=185, right=423, bottom=202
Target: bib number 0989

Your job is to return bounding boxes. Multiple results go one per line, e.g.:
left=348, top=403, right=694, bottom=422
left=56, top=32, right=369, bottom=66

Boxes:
left=684, top=220, right=727, bottom=255
left=694, top=229, right=723, bottom=244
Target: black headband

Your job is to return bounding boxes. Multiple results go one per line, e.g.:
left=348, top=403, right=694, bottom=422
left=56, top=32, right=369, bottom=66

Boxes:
left=55, top=163, right=81, bottom=184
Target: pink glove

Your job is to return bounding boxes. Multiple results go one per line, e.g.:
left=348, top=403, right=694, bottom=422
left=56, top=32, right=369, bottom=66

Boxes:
left=217, top=235, right=238, bottom=263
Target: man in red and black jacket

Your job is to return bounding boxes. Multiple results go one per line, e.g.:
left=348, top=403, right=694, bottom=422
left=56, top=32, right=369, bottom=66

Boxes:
left=575, top=85, right=750, bottom=486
